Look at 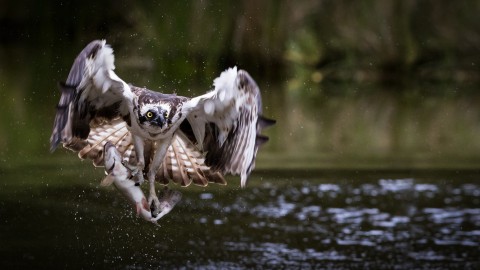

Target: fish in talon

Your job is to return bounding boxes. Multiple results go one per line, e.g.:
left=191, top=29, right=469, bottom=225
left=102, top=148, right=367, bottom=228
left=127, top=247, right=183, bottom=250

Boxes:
left=149, top=187, right=183, bottom=218
left=49, top=40, right=275, bottom=225
left=103, top=141, right=173, bottom=223
left=149, top=197, right=161, bottom=217
left=151, top=188, right=182, bottom=221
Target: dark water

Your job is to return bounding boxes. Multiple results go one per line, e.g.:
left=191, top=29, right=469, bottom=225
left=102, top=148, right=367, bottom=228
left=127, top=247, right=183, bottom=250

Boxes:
left=1, top=161, right=479, bottom=269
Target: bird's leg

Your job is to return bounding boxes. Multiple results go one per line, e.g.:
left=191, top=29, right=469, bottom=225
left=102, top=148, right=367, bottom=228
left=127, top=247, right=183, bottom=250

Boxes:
left=132, top=135, right=145, bottom=186
left=103, top=142, right=181, bottom=224
left=147, top=137, right=172, bottom=217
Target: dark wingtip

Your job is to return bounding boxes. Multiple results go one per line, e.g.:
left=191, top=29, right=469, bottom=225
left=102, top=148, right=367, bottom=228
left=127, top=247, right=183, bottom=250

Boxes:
left=50, top=82, right=76, bottom=153
left=49, top=140, right=59, bottom=153
left=58, top=81, right=76, bottom=92
left=255, top=134, right=270, bottom=147
left=258, top=115, right=276, bottom=129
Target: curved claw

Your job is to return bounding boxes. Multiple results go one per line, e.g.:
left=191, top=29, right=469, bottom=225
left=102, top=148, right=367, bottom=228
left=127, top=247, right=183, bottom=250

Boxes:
left=149, top=194, right=162, bottom=217
left=131, top=165, right=145, bottom=186
left=150, top=188, right=182, bottom=221
left=103, top=142, right=181, bottom=224
left=128, top=186, right=182, bottom=223
left=135, top=199, right=161, bottom=225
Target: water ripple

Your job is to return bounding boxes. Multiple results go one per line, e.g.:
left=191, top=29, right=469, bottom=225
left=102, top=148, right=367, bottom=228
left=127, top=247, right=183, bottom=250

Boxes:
left=216, top=177, right=480, bottom=267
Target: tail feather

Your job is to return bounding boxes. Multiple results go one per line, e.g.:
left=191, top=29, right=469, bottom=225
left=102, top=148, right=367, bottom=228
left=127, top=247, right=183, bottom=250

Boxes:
left=255, top=115, right=275, bottom=148
left=258, top=115, right=276, bottom=130
left=255, top=134, right=269, bottom=147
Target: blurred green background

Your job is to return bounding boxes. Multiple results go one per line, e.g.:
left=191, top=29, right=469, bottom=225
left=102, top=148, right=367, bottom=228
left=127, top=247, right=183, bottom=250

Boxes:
left=1, top=0, right=480, bottom=170
left=1, top=1, right=480, bottom=268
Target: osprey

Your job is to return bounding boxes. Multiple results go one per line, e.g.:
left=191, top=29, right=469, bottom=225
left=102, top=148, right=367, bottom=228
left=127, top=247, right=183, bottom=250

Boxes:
left=50, top=40, right=275, bottom=221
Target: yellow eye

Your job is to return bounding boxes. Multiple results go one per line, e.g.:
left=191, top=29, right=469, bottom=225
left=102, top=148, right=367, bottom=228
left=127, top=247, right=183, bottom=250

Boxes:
left=146, top=111, right=153, bottom=118
left=164, top=111, right=169, bottom=119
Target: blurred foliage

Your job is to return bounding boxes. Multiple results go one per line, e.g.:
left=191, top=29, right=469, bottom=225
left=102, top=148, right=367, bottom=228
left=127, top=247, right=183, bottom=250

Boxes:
left=0, top=0, right=480, bottom=168
left=1, top=0, right=479, bottom=81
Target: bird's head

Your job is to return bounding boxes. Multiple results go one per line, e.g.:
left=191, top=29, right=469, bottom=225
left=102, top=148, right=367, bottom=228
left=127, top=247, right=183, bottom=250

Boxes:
left=138, top=103, right=173, bottom=134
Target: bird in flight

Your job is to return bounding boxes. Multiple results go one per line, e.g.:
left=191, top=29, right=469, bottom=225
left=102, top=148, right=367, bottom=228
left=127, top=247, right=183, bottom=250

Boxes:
left=50, top=40, right=275, bottom=221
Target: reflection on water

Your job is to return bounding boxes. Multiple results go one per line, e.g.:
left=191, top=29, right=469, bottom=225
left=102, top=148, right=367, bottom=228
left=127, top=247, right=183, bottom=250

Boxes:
left=1, top=164, right=479, bottom=269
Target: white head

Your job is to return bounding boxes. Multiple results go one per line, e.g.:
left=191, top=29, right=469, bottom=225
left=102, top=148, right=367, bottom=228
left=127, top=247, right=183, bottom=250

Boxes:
left=137, top=102, right=173, bottom=135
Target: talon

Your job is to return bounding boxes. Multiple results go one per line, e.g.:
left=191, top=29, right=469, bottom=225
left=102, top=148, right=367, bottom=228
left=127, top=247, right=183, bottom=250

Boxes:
left=150, top=201, right=158, bottom=218
left=130, top=165, right=145, bottom=186
left=150, top=187, right=182, bottom=221
left=148, top=195, right=162, bottom=217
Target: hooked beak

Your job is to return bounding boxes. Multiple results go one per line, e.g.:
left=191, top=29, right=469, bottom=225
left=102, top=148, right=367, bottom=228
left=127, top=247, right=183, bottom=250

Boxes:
left=152, top=109, right=166, bottom=128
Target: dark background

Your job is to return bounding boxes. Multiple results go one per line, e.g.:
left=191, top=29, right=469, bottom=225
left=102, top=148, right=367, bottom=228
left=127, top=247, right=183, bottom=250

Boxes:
left=1, top=1, right=480, bottom=269
left=1, top=0, right=480, bottom=167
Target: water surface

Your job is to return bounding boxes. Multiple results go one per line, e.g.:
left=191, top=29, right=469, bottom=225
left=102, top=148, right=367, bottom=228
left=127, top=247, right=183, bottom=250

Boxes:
left=1, top=162, right=479, bottom=269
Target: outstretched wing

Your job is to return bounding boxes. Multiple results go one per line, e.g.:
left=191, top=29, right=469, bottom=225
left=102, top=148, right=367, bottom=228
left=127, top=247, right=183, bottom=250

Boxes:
left=66, top=117, right=226, bottom=187
left=182, top=67, right=275, bottom=187
left=50, top=40, right=135, bottom=152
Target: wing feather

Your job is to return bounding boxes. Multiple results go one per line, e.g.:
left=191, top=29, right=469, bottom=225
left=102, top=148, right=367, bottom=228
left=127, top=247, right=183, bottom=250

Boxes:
left=50, top=40, right=134, bottom=152
left=183, top=67, right=275, bottom=187
left=64, top=117, right=225, bottom=186
left=156, top=131, right=226, bottom=187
